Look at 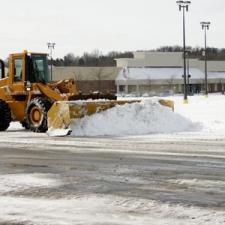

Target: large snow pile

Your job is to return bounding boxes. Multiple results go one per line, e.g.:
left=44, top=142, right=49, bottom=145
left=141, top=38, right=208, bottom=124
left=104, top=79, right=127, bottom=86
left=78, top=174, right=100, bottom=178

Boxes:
left=70, top=99, right=197, bottom=136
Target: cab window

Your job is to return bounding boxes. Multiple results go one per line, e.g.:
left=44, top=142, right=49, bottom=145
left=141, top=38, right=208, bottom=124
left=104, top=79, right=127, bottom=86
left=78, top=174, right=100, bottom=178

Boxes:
left=31, top=55, right=49, bottom=83
left=14, top=59, right=23, bottom=81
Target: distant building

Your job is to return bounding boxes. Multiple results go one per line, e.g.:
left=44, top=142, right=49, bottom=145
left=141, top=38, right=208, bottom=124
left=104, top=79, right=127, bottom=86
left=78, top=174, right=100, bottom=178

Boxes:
left=51, top=52, right=225, bottom=96
left=115, top=51, right=225, bottom=71
left=115, top=52, right=225, bottom=96
left=52, top=67, right=120, bottom=94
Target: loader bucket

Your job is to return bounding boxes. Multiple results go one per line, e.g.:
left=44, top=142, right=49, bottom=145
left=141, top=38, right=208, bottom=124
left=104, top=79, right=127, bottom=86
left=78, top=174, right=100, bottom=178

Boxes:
left=47, top=99, right=174, bottom=134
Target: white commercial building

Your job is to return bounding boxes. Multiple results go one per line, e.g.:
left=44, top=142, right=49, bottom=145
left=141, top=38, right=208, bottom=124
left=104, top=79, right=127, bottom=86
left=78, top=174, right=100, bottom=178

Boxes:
left=115, top=52, right=225, bottom=96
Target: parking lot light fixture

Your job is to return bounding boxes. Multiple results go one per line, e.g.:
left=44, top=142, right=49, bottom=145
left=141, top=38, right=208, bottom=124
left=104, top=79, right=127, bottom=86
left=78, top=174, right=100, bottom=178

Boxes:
left=200, top=22, right=211, bottom=97
left=47, top=42, right=56, bottom=81
left=176, top=1, right=191, bottom=104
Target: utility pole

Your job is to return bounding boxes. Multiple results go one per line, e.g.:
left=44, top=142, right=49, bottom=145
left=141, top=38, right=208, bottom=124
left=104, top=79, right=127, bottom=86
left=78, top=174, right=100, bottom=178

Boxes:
left=200, top=22, right=210, bottom=97
left=176, top=1, right=191, bottom=104
left=47, top=42, right=56, bottom=81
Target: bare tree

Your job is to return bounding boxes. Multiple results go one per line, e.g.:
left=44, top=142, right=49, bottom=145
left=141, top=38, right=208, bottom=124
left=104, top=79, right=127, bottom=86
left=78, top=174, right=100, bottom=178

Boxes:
left=220, top=79, right=224, bottom=94
left=72, top=71, right=81, bottom=81
left=93, top=68, right=115, bottom=93
left=167, top=75, right=175, bottom=93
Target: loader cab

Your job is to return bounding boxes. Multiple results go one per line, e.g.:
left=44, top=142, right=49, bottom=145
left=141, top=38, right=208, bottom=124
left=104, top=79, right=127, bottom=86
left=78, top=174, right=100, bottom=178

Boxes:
left=9, top=51, right=50, bottom=84
left=26, top=53, right=49, bottom=83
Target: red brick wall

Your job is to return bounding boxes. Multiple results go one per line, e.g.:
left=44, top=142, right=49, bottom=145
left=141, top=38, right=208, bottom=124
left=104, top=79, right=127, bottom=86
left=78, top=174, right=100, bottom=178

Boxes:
left=76, top=80, right=116, bottom=94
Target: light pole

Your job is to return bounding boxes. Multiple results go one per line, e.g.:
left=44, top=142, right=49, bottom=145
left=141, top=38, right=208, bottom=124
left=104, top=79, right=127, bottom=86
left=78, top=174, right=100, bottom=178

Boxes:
left=200, top=21, right=210, bottom=96
left=176, top=0, right=191, bottom=103
left=47, top=42, right=56, bottom=81
left=186, top=50, right=191, bottom=95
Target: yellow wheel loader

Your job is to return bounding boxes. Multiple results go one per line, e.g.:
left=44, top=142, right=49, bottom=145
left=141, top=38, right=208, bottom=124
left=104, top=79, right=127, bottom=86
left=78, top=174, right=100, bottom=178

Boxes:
left=0, top=50, right=174, bottom=135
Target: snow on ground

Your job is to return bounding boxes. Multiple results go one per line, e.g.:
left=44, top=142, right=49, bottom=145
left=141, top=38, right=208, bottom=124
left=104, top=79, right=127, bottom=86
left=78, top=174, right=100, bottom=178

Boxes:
left=1, top=196, right=225, bottom=225
left=70, top=98, right=197, bottom=136
left=3, top=94, right=225, bottom=225
left=0, top=173, right=60, bottom=193
left=0, top=174, right=225, bottom=225
left=169, top=179, right=225, bottom=195
left=8, top=122, right=23, bottom=130
left=170, top=94, right=225, bottom=133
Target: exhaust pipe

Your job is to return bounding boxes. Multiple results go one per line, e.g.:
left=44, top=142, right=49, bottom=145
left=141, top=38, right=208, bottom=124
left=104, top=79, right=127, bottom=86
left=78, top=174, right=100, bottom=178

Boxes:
left=0, top=60, right=5, bottom=78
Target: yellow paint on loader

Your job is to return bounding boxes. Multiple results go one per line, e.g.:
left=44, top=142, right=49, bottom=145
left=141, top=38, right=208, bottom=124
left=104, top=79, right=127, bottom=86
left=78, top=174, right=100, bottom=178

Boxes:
left=158, top=99, right=174, bottom=111
left=47, top=99, right=174, bottom=131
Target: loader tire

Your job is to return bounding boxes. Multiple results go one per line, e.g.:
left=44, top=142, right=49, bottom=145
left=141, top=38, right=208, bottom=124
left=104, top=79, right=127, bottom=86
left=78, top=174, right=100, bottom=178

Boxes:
left=0, top=100, right=11, bottom=131
left=26, top=98, right=51, bottom=133
left=20, top=120, right=30, bottom=130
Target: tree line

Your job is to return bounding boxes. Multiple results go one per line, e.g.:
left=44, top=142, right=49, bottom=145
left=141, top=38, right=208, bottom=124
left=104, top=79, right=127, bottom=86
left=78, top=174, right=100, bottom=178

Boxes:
left=51, top=46, right=225, bottom=67
left=52, top=50, right=133, bottom=67
left=154, top=46, right=225, bottom=60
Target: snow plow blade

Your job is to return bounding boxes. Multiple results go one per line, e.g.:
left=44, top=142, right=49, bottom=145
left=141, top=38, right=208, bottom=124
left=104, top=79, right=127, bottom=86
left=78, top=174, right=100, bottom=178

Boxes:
left=47, top=99, right=174, bottom=134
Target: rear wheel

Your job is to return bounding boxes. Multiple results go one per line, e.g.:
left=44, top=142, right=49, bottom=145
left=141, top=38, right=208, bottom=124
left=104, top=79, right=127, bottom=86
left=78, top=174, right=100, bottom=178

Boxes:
left=0, top=100, right=11, bottom=131
left=25, top=98, right=51, bottom=133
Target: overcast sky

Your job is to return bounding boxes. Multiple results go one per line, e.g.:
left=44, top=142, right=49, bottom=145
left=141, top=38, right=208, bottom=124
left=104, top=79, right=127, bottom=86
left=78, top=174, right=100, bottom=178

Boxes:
left=0, top=0, right=224, bottom=58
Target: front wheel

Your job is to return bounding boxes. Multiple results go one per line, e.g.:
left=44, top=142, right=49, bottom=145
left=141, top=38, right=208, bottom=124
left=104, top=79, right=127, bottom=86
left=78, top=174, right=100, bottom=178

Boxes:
left=25, top=98, right=51, bottom=133
left=20, top=120, right=30, bottom=130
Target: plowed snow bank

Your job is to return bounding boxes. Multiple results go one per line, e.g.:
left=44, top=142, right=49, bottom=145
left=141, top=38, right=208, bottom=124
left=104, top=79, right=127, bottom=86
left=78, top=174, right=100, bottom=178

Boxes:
left=70, top=99, right=197, bottom=136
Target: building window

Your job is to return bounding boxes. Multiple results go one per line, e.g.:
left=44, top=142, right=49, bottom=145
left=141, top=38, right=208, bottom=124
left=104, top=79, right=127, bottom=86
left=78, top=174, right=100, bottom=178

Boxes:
left=119, top=85, right=125, bottom=92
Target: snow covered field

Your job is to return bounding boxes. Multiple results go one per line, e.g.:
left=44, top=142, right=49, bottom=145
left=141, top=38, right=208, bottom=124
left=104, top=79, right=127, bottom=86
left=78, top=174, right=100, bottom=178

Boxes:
left=167, top=94, right=225, bottom=138
left=1, top=192, right=225, bottom=225
left=1, top=94, right=225, bottom=225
